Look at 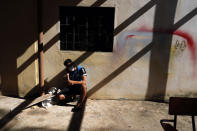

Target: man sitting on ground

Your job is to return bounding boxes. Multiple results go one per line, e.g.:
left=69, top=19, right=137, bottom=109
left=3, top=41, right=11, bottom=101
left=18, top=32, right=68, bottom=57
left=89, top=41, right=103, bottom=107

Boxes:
left=58, top=61, right=87, bottom=110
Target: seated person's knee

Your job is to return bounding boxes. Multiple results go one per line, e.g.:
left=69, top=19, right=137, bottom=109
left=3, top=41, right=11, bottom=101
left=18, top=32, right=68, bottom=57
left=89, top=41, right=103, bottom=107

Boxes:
left=59, top=94, right=65, bottom=100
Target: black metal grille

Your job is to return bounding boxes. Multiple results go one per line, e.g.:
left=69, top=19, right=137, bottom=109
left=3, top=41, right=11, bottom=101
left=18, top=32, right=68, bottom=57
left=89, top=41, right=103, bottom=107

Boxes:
left=59, top=7, right=115, bottom=52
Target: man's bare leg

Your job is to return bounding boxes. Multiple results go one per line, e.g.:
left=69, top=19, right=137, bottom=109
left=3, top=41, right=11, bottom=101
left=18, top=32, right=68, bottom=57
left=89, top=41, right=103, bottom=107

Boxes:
left=76, top=84, right=87, bottom=107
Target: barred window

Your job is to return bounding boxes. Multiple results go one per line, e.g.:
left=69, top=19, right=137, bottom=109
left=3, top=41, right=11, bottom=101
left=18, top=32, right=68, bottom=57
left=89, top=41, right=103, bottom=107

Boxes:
left=59, top=6, right=115, bottom=52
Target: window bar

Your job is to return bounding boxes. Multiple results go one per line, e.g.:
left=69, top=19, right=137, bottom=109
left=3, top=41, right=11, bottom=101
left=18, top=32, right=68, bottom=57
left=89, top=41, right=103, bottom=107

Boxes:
left=73, top=16, right=75, bottom=50
left=65, top=34, right=67, bottom=49
left=65, top=17, right=68, bottom=49
left=86, top=17, right=89, bottom=48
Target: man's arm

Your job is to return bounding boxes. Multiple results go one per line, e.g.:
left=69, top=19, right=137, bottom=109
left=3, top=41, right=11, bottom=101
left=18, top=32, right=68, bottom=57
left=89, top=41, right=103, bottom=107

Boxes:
left=68, top=75, right=87, bottom=85
left=66, top=73, right=69, bottom=80
left=68, top=67, right=87, bottom=85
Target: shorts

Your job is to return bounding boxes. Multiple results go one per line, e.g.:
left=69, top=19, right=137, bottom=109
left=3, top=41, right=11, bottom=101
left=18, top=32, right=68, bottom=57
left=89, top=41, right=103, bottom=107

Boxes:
left=60, top=84, right=82, bottom=96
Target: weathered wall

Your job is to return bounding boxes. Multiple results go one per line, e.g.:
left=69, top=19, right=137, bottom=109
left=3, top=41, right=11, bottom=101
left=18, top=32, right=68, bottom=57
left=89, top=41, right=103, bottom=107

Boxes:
left=1, top=0, right=196, bottom=100
left=0, top=0, right=39, bottom=97
left=42, top=0, right=197, bottom=101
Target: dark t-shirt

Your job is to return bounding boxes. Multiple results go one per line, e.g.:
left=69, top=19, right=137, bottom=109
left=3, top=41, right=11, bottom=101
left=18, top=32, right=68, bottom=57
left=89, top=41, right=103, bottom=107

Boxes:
left=68, top=66, right=87, bottom=81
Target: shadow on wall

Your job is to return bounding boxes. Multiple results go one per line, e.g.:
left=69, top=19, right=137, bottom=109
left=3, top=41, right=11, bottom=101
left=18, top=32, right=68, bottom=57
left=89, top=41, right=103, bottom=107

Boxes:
left=39, top=0, right=196, bottom=101
left=0, top=0, right=196, bottom=100
left=145, top=0, right=178, bottom=102
left=42, top=0, right=83, bottom=34
left=87, top=0, right=196, bottom=100
left=0, top=0, right=38, bottom=97
left=0, top=0, right=196, bottom=130
left=0, top=0, right=104, bottom=97
left=41, top=0, right=157, bottom=92
left=67, top=1, right=196, bottom=131
left=145, top=0, right=197, bottom=101
left=0, top=0, right=85, bottom=97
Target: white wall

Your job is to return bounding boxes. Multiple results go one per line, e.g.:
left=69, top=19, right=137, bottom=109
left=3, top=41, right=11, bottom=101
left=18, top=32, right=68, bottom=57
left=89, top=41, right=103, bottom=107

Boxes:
left=42, top=0, right=197, bottom=101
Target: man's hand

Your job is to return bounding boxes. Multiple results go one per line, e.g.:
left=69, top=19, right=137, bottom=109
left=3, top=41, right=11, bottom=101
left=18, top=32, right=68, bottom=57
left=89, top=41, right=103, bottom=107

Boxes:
left=68, top=79, right=75, bottom=85
left=41, top=92, right=45, bottom=96
left=68, top=75, right=87, bottom=85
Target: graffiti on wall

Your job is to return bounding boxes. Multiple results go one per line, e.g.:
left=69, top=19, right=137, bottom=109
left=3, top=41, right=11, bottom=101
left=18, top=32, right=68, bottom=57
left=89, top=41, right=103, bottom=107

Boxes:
left=115, top=26, right=197, bottom=76
left=175, top=40, right=186, bottom=52
left=135, top=26, right=196, bottom=66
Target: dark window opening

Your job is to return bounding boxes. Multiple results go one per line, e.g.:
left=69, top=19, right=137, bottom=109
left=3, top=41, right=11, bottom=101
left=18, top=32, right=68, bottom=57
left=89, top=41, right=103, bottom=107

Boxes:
left=59, top=6, right=115, bottom=52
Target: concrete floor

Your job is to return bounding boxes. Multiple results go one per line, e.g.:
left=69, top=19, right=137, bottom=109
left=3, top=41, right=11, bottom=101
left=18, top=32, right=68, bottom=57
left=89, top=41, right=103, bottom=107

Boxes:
left=0, top=96, right=195, bottom=131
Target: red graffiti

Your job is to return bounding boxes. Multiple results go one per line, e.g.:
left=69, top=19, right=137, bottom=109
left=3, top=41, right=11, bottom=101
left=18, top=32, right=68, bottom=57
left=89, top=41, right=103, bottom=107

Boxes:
left=173, top=31, right=196, bottom=64
left=137, top=26, right=152, bottom=32
left=126, top=26, right=197, bottom=76
left=126, top=35, right=135, bottom=40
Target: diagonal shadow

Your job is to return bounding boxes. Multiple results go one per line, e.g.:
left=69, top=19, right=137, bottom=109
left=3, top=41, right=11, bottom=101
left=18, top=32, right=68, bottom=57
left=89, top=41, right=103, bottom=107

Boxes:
left=14, top=0, right=196, bottom=100
left=173, top=8, right=197, bottom=31
left=0, top=0, right=85, bottom=97
left=44, top=2, right=196, bottom=131
left=67, top=98, right=87, bottom=131
left=17, top=33, right=59, bottom=75
left=87, top=43, right=153, bottom=97
left=74, top=52, right=94, bottom=65
left=0, top=0, right=87, bottom=129
left=87, top=1, right=196, bottom=98
left=16, top=0, right=158, bottom=83
left=44, top=51, right=94, bottom=89
left=45, top=3, right=196, bottom=130
left=18, top=1, right=197, bottom=81
left=0, top=95, right=36, bottom=129
left=2, top=1, right=194, bottom=129
left=63, top=0, right=83, bottom=6
left=91, top=0, right=108, bottom=7
left=42, top=0, right=84, bottom=34
left=114, top=0, right=157, bottom=36
left=34, top=0, right=159, bottom=90
left=16, top=0, right=89, bottom=87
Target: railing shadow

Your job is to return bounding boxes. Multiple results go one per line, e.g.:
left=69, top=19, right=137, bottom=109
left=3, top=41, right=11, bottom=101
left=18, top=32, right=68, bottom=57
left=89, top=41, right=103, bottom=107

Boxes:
left=87, top=43, right=152, bottom=97
left=91, top=0, right=108, bottom=7
left=0, top=92, right=37, bottom=130
left=114, top=0, right=157, bottom=36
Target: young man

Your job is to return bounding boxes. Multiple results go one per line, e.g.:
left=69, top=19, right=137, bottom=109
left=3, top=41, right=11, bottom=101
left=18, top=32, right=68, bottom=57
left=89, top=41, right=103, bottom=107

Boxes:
left=64, top=59, right=72, bottom=68
left=58, top=61, right=87, bottom=109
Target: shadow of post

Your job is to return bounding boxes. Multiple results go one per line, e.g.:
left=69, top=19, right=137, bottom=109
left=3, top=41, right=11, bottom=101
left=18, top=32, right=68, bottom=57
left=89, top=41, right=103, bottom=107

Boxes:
left=145, top=0, right=178, bottom=102
left=67, top=98, right=87, bottom=131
